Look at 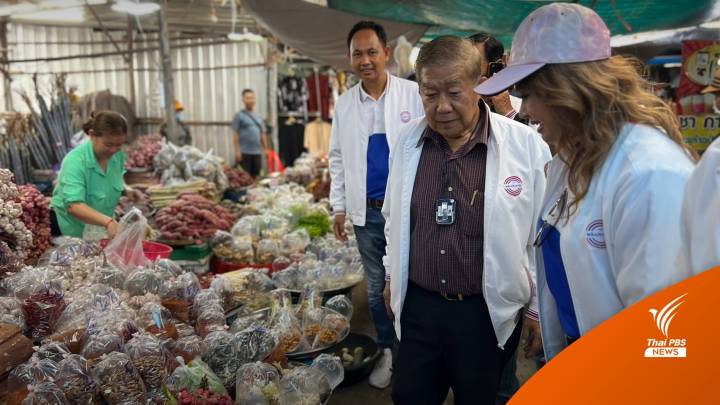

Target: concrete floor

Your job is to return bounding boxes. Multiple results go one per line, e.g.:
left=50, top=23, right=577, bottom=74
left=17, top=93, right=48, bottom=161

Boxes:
left=329, top=280, right=538, bottom=405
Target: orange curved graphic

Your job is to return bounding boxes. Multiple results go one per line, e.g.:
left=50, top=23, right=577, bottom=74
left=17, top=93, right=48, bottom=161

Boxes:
left=510, top=266, right=718, bottom=404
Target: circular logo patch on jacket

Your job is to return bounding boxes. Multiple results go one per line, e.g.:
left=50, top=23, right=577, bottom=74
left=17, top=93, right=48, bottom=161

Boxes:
left=504, top=176, right=523, bottom=196
left=586, top=220, right=606, bottom=249
left=400, top=111, right=411, bottom=123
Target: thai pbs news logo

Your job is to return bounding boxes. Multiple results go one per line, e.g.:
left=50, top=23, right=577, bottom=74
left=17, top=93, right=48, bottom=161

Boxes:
left=645, top=293, right=688, bottom=358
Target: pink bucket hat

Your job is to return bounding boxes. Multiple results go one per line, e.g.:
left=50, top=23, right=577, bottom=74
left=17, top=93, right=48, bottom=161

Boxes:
left=475, top=2, right=611, bottom=96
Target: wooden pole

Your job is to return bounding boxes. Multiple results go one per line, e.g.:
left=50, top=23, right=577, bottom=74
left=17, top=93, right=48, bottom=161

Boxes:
left=158, top=0, right=178, bottom=144
left=127, top=16, right=136, bottom=118
left=0, top=18, right=13, bottom=111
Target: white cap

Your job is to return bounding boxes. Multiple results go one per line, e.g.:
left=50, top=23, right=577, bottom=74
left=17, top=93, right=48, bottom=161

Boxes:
left=475, top=3, right=611, bottom=96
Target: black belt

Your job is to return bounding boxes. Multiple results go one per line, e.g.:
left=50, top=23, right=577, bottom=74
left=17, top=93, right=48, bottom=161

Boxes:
left=409, top=281, right=479, bottom=302
left=367, top=199, right=384, bottom=209
left=440, top=291, right=469, bottom=301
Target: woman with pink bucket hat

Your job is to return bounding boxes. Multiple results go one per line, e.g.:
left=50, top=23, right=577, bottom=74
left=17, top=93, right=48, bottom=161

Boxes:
left=476, top=2, right=697, bottom=360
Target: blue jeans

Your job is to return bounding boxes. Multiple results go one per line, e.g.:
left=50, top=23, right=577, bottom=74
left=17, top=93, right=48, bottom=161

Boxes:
left=354, top=207, right=396, bottom=348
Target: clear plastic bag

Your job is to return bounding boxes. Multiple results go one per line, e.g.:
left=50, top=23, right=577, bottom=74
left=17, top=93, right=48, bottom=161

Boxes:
left=85, top=306, right=139, bottom=343
left=14, top=268, right=67, bottom=340
left=0, top=240, right=23, bottom=276
left=192, top=289, right=223, bottom=320
left=274, top=309, right=303, bottom=353
left=299, top=284, right=322, bottom=311
left=0, top=296, right=25, bottom=329
left=21, top=382, right=69, bottom=405
left=103, top=208, right=150, bottom=272
left=8, top=357, right=59, bottom=404
left=231, top=215, right=263, bottom=242
left=32, top=341, right=70, bottom=363
left=271, top=263, right=303, bottom=290
left=201, top=330, right=241, bottom=389
left=173, top=334, right=202, bottom=364
left=271, top=256, right=291, bottom=274
left=137, top=302, right=172, bottom=330
left=154, top=258, right=183, bottom=279
left=279, top=367, right=331, bottom=405
left=280, top=228, right=311, bottom=257
left=301, top=307, right=324, bottom=346
left=229, top=311, right=268, bottom=333
left=166, top=357, right=228, bottom=396
left=256, top=239, right=280, bottom=264
left=260, top=215, right=290, bottom=240
left=209, top=277, right=235, bottom=309
left=56, top=354, right=101, bottom=404
left=311, top=354, right=344, bottom=390
left=213, top=233, right=255, bottom=264
left=124, top=268, right=162, bottom=297
left=220, top=270, right=275, bottom=311
left=234, top=325, right=280, bottom=364
left=80, top=329, right=124, bottom=361
left=92, top=352, right=147, bottom=404
left=161, top=272, right=201, bottom=302
left=96, top=265, right=127, bottom=289
left=325, top=295, right=353, bottom=320
left=153, top=142, right=178, bottom=173
left=196, top=306, right=226, bottom=337
left=124, top=332, right=170, bottom=392
left=312, top=312, right=349, bottom=349
left=37, top=239, right=101, bottom=268
left=235, top=362, right=281, bottom=405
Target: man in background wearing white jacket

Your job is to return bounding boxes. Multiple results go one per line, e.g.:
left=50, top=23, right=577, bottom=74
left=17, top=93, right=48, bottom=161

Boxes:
left=680, top=137, right=720, bottom=275
left=383, top=36, right=550, bottom=405
left=329, top=20, right=424, bottom=389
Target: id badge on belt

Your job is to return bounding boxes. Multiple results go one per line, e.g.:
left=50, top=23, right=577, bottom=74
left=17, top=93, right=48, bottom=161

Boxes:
left=436, top=198, right=456, bottom=225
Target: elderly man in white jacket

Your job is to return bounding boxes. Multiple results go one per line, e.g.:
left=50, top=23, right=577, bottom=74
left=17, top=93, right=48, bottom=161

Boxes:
left=382, top=36, right=551, bottom=405
left=328, top=21, right=424, bottom=389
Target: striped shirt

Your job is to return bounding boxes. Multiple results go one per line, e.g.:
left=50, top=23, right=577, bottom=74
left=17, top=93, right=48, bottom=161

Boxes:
left=408, top=104, right=491, bottom=295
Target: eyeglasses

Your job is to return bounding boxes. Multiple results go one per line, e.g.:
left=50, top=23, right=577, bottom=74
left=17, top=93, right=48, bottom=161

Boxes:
left=533, top=189, right=568, bottom=247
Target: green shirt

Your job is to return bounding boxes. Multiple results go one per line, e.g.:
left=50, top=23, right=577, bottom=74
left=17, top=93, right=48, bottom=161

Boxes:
left=51, top=140, right=126, bottom=237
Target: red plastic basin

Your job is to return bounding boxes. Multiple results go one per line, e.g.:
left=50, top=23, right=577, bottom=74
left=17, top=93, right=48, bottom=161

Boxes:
left=100, top=239, right=173, bottom=261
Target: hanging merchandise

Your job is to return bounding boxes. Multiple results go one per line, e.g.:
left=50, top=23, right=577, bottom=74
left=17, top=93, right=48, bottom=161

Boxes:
left=278, top=76, right=309, bottom=115
left=678, top=40, right=720, bottom=153
left=306, top=72, right=331, bottom=121
left=278, top=119, right=306, bottom=167
left=303, top=119, right=332, bottom=157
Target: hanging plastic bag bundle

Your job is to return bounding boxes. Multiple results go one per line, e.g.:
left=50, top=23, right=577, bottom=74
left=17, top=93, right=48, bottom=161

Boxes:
left=103, top=208, right=150, bottom=272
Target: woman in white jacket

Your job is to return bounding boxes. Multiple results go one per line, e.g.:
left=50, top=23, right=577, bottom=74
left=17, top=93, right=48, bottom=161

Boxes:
left=476, top=3, right=697, bottom=360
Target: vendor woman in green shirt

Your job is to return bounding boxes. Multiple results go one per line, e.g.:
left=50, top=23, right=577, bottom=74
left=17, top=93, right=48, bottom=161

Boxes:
left=51, top=111, right=143, bottom=239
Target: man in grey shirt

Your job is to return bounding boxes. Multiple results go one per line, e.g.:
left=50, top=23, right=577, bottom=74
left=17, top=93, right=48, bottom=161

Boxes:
left=232, top=89, right=268, bottom=177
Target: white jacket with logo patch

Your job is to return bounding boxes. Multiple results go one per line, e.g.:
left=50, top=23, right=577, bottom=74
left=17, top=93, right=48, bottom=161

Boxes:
left=537, top=123, right=695, bottom=360
left=329, top=73, right=424, bottom=226
left=382, top=112, right=551, bottom=348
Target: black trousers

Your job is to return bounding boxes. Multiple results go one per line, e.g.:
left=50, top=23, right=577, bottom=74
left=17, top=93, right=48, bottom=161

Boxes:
left=240, top=153, right=262, bottom=177
left=392, top=282, right=523, bottom=405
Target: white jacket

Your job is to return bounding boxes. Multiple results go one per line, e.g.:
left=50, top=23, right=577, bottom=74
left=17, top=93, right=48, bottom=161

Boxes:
left=329, top=73, right=424, bottom=226
left=537, top=123, right=695, bottom=360
left=679, top=137, right=720, bottom=275
left=383, top=112, right=551, bottom=347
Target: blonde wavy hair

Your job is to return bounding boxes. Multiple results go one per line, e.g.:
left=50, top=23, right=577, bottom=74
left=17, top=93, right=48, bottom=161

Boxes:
left=518, top=55, right=696, bottom=208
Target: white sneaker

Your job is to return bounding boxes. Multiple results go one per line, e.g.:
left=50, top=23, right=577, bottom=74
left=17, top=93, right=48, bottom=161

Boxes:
left=369, top=348, right=393, bottom=389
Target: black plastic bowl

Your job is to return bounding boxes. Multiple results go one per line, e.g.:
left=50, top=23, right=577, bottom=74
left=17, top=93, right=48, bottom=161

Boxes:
left=323, top=332, right=381, bottom=387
